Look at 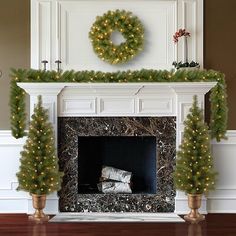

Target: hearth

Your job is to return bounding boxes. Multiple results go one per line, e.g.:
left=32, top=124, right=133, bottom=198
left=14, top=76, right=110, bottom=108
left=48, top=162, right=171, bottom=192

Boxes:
left=58, top=117, right=176, bottom=212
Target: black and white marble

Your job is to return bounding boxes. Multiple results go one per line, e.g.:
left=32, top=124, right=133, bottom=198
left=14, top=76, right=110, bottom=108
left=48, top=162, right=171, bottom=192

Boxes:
left=50, top=213, right=184, bottom=222
left=58, top=117, right=176, bottom=212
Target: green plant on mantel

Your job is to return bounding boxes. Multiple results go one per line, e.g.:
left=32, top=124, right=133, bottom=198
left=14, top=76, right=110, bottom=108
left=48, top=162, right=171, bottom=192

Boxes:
left=10, top=68, right=228, bottom=142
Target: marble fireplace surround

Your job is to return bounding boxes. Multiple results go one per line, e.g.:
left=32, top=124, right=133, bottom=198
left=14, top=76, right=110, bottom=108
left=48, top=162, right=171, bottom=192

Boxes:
left=17, top=82, right=216, bottom=214
left=58, top=116, right=176, bottom=212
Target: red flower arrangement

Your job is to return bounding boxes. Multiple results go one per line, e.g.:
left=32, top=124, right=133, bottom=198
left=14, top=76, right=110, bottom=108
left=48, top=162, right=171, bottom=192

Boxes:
left=172, top=28, right=199, bottom=69
left=173, top=29, right=190, bottom=43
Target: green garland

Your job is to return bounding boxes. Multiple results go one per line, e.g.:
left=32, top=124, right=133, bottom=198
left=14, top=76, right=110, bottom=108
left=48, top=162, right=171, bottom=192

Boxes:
left=89, top=10, right=144, bottom=64
left=10, top=69, right=27, bottom=138
left=10, top=68, right=228, bottom=142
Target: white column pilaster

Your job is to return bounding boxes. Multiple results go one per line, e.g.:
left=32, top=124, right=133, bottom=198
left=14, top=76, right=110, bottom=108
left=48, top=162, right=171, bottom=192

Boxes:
left=17, top=83, right=65, bottom=145
left=17, top=83, right=65, bottom=214
left=173, top=82, right=216, bottom=214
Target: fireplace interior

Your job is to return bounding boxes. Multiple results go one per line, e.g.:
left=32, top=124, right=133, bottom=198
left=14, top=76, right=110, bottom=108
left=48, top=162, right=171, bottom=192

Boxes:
left=78, top=136, right=157, bottom=194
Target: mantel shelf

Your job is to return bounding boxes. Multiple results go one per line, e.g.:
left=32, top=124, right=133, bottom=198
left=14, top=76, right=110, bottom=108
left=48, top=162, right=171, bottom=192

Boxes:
left=17, top=82, right=217, bottom=96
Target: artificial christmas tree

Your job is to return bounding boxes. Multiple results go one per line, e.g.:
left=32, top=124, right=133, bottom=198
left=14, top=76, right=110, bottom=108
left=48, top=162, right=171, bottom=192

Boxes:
left=174, top=95, right=217, bottom=223
left=16, top=95, right=63, bottom=221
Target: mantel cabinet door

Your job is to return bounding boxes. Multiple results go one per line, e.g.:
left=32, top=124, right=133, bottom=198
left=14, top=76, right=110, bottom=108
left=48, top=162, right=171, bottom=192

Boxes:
left=31, top=0, right=203, bottom=71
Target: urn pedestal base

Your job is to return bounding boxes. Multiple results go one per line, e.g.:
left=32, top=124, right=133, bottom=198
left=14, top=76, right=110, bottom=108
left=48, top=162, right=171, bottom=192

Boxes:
left=184, top=213, right=205, bottom=224
left=29, top=214, right=49, bottom=223
left=29, top=194, right=49, bottom=222
left=184, top=194, right=205, bottom=224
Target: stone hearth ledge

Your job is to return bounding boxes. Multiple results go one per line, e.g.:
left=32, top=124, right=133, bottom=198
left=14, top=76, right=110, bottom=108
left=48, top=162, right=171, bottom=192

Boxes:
left=50, top=212, right=184, bottom=222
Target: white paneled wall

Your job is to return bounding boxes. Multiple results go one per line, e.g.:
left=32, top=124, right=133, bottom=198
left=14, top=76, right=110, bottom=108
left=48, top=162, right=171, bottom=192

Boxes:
left=208, top=132, right=236, bottom=213
left=0, top=131, right=59, bottom=214
left=31, top=0, right=203, bottom=71
left=0, top=131, right=28, bottom=213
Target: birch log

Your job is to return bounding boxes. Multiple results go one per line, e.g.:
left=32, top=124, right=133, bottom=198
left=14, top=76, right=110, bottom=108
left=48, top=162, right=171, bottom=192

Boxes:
left=101, top=166, right=132, bottom=183
left=97, top=181, right=132, bottom=193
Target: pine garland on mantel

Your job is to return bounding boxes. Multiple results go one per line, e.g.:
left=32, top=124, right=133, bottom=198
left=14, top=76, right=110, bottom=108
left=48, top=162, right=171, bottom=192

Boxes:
left=10, top=68, right=228, bottom=142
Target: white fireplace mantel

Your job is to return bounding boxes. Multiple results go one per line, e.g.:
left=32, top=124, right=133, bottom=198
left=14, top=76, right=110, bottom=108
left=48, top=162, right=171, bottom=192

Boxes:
left=17, top=81, right=216, bottom=214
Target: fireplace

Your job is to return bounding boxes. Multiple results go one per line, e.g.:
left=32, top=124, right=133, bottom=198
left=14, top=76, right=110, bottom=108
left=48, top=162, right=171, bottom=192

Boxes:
left=17, top=82, right=215, bottom=214
left=58, top=117, right=176, bottom=212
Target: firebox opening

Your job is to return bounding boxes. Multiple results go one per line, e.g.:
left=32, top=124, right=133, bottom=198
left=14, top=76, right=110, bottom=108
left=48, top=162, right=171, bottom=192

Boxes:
left=78, top=136, right=157, bottom=194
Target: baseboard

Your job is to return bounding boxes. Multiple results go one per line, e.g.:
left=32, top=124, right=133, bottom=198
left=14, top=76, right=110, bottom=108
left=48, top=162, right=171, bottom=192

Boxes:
left=0, top=130, right=26, bottom=146
left=207, top=197, right=236, bottom=213
left=174, top=196, right=236, bottom=214
left=0, top=198, right=28, bottom=213
left=0, top=196, right=59, bottom=214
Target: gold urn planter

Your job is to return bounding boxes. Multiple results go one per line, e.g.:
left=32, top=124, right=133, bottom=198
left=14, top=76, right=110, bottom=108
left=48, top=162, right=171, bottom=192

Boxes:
left=184, top=194, right=205, bottom=224
left=29, top=194, right=49, bottom=222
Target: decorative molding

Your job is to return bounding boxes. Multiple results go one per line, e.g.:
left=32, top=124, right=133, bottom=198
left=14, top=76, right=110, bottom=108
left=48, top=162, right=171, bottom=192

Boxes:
left=17, top=83, right=65, bottom=96
left=207, top=203, right=236, bottom=214
left=43, top=102, right=56, bottom=124
left=60, top=97, right=97, bottom=116
left=99, top=97, right=135, bottom=114
left=31, top=0, right=53, bottom=69
left=57, top=0, right=176, bottom=71
left=137, top=97, right=174, bottom=115
left=171, top=82, right=216, bottom=94
left=177, top=0, right=203, bottom=66
left=211, top=130, right=236, bottom=145
left=17, top=82, right=65, bottom=145
left=39, top=1, right=52, bottom=70
left=0, top=130, right=59, bottom=213
left=180, top=101, right=203, bottom=123
left=180, top=102, right=192, bottom=123
left=0, top=131, right=26, bottom=146
left=0, top=181, right=19, bottom=191
left=30, top=0, right=205, bottom=71
left=17, top=82, right=215, bottom=119
left=206, top=130, right=236, bottom=213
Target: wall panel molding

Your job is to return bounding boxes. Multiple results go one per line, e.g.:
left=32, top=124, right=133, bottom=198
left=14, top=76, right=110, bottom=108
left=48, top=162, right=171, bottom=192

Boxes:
left=177, top=0, right=203, bottom=66
left=0, top=131, right=58, bottom=213
left=207, top=130, right=236, bottom=213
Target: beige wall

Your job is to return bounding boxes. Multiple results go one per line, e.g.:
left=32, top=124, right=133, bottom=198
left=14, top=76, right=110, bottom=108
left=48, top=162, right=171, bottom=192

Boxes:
left=204, top=0, right=236, bottom=129
left=0, top=0, right=30, bottom=130
left=0, top=0, right=236, bottom=130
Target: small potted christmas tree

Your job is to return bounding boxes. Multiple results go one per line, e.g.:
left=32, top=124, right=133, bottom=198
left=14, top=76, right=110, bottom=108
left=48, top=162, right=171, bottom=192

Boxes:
left=173, top=95, right=217, bottom=223
left=16, top=96, right=63, bottom=221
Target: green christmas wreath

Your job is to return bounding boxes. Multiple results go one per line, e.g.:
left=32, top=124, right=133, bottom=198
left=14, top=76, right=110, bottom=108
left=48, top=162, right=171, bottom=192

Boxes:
left=89, top=9, right=145, bottom=64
